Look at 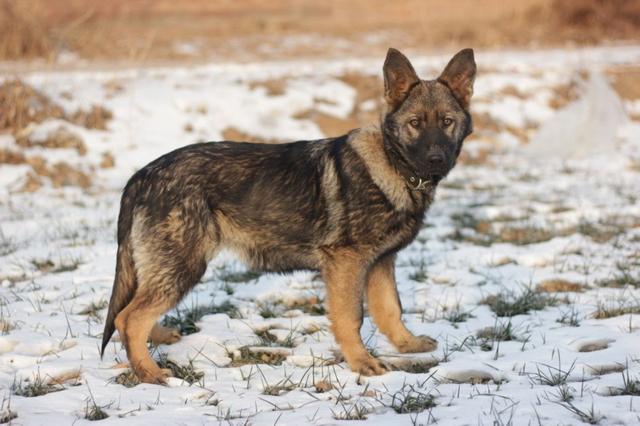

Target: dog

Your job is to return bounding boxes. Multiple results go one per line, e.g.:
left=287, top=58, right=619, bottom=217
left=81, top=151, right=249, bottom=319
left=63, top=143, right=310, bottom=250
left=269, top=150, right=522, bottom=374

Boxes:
left=101, top=47, right=476, bottom=384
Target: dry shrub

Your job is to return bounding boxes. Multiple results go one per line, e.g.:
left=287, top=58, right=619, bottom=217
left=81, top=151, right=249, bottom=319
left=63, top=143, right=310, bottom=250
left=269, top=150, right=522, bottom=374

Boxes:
left=553, top=0, right=640, bottom=42
left=0, top=148, right=26, bottom=165
left=0, top=80, right=113, bottom=133
left=0, top=80, right=64, bottom=133
left=70, top=105, right=113, bottom=130
left=100, top=152, right=115, bottom=168
left=16, top=126, right=87, bottom=155
left=0, top=0, right=54, bottom=60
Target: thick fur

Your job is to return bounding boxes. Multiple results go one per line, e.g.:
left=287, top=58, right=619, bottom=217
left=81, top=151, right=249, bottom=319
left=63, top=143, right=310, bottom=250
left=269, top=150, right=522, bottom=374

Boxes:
left=102, top=48, right=476, bottom=383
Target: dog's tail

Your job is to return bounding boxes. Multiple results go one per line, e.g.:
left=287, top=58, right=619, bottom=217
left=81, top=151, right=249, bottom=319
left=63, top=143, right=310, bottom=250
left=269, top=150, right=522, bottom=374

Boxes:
left=101, top=187, right=139, bottom=358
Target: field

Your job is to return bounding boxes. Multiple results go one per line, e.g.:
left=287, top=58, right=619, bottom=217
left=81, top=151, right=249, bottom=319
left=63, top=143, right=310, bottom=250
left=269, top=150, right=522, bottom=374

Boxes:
left=1, top=7, right=640, bottom=425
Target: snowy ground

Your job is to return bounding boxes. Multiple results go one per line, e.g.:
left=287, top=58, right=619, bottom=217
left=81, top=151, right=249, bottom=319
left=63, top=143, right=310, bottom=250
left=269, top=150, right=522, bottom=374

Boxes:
left=1, top=46, right=640, bottom=425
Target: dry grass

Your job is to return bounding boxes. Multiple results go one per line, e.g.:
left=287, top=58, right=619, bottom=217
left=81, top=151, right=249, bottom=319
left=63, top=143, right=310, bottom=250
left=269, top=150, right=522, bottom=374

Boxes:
left=0, top=80, right=64, bottom=133
left=1, top=0, right=638, bottom=63
left=0, top=80, right=114, bottom=191
left=16, top=126, right=87, bottom=155
left=537, top=279, right=584, bottom=293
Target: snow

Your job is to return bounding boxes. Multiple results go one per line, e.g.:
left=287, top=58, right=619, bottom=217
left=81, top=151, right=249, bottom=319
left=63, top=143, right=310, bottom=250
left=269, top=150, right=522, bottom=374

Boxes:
left=1, top=45, right=640, bottom=425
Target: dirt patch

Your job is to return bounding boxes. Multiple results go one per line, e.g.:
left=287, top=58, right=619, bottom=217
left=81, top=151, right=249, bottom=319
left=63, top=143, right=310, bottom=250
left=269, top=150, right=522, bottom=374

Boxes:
left=294, top=109, right=359, bottom=138
left=222, top=127, right=284, bottom=144
left=606, top=66, right=640, bottom=101
left=248, top=79, right=288, bottom=97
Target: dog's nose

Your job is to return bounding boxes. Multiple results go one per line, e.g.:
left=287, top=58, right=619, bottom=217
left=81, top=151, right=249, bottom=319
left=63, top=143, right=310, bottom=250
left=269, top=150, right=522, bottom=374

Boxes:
left=427, top=153, right=445, bottom=166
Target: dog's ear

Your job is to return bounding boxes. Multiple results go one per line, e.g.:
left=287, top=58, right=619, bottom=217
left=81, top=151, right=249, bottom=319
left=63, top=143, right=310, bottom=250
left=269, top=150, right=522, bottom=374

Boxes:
left=438, top=48, right=476, bottom=110
left=383, top=48, right=420, bottom=111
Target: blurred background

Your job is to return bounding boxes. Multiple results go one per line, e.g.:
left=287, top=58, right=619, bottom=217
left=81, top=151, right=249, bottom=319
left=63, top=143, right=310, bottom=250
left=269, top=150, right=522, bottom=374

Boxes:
left=1, top=0, right=640, bottom=64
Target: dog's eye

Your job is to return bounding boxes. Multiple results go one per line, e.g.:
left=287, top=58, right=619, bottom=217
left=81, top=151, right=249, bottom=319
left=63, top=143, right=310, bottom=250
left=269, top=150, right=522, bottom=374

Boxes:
left=409, top=119, right=420, bottom=128
left=442, top=117, right=453, bottom=127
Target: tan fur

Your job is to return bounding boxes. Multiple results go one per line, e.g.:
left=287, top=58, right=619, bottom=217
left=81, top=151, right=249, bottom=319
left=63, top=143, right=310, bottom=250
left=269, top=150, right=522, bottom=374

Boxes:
left=366, top=256, right=437, bottom=353
left=102, top=48, right=476, bottom=383
left=349, top=126, right=413, bottom=211
left=322, top=249, right=387, bottom=376
left=115, top=294, right=175, bottom=384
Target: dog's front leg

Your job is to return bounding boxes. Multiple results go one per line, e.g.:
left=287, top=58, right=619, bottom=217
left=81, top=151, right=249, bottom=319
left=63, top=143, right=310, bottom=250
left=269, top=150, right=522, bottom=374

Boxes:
left=366, top=255, right=437, bottom=353
left=323, top=249, right=387, bottom=376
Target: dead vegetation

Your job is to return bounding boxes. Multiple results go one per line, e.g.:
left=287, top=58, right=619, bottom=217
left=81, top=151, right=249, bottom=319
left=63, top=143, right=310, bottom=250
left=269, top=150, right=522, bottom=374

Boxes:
left=0, top=79, right=113, bottom=191
left=537, top=279, right=584, bottom=293
left=1, top=0, right=638, bottom=63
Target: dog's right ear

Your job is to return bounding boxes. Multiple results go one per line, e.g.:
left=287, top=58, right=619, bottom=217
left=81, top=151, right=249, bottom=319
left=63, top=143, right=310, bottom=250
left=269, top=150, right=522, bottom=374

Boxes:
left=383, top=48, right=420, bottom=111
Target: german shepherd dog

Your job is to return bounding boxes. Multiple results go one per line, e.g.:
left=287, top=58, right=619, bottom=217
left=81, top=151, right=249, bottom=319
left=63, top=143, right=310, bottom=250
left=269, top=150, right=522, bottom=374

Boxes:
left=101, top=48, right=476, bottom=384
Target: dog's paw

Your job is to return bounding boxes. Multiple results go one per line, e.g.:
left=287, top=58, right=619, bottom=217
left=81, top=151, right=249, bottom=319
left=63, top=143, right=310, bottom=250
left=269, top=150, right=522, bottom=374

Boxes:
left=349, top=355, right=388, bottom=376
left=137, top=366, right=174, bottom=385
left=397, top=335, right=438, bottom=353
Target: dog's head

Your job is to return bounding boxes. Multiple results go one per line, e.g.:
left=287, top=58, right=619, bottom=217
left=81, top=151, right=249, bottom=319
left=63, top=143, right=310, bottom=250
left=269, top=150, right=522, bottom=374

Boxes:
left=381, top=48, right=476, bottom=190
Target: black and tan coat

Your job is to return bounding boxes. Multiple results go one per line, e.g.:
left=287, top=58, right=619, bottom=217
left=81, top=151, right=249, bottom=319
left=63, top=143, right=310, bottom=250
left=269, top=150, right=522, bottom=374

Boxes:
left=102, top=48, right=476, bottom=383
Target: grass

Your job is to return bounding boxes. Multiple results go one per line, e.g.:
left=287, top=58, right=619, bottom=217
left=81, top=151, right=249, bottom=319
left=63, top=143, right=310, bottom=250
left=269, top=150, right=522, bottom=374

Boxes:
left=229, top=347, right=288, bottom=367
left=617, top=367, right=640, bottom=396
left=529, top=357, right=576, bottom=387
left=84, top=384, right=109, bottom=421
left=476, top=320, right=520, bottom=351
left=597, top=261, right=640, bottom=288
left=592, top=298, right=640, bottom=319
left=30, top=255, right=82, bottom=274
left=258, top=297, right=325, bottom=317
left=442, top=304, right=474, bottom=325
left=12, top=373, right=63, bottom=397
left=216, top=266, right=262, bottom=283
left=162, top=300, right=240, bottom=335
left=552, top=400, right=603, bottom=425
left=78, top=300, right=108, bottom=321
left=0, top=397, right=17, bottom=424
left=156, top=353, right=204, bottom=385
left=556, top=305, right=581, bottom=327
left=482, top=287, right=558, bottom=317
left=112, top=370, right=139, bottom=388
left=0, top=230, right=16, bottom=256
left=409, top=257, right=428, bottom=282
left=388, top=391, right=436, bottom=414
left=331, top=402, right=371, bottom=421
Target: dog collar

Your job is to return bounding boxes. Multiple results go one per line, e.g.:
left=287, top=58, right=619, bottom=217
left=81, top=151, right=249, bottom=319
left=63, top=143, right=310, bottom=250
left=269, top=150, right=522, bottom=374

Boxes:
left=398, top=168, right=431, bottom=191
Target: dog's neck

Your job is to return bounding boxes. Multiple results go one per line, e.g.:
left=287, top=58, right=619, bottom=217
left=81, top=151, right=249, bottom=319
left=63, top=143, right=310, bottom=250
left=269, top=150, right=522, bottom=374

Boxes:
left=348, top=126, right=433, bottom=212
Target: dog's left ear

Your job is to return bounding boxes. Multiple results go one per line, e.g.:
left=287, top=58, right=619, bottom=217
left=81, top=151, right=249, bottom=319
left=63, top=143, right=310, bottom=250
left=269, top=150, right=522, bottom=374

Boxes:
left=438, top=48, right=476, bottom=110
left=383, top=48, right=420, bottom=111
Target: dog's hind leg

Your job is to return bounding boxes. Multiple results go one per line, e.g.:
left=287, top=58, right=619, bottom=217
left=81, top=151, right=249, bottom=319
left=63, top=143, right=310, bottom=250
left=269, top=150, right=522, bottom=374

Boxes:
left=116, top=208, right=216, bottom=384
left=114, top=289, right=178, bottom=384
left=366, top=255, right=437, bottom=353
left=323, top=249, right=387, bottom=376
